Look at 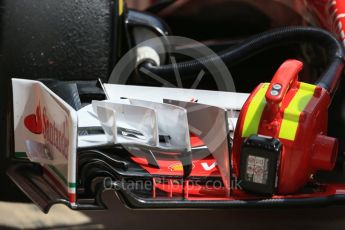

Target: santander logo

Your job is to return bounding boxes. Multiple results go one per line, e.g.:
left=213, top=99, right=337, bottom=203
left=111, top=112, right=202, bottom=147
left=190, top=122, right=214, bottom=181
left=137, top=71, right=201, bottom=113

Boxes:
left=24, top=105, right=43, bottom=134
left=24, top=104, right=70, bottom=159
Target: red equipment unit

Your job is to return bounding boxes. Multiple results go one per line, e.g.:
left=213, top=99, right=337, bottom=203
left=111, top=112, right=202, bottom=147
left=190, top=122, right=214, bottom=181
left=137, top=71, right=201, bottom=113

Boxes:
left=232, top=59, right=338, bottom=195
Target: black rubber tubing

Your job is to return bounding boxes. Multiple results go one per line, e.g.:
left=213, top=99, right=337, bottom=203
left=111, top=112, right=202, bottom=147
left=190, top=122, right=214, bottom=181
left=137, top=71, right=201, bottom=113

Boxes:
left=141, top=26, right=345, bottom=94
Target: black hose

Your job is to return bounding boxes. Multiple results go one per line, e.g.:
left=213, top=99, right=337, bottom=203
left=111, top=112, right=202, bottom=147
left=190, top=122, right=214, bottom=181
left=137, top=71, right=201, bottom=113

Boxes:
left=142, top=27, right=345, bottom=94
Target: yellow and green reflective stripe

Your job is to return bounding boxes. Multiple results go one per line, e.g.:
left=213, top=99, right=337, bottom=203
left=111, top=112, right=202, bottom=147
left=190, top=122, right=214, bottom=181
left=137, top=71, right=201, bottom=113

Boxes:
left=242, top=83, right=269, bottom=138
left=118, top=0, right=124, bottom=15
left=279, top=83, right=316, bottom=141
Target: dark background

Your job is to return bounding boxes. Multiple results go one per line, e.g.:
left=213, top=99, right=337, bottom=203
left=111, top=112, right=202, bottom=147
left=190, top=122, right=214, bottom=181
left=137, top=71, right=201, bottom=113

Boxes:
left=1, top=191, right=345, bottom=230
left=83, top=191, right=345, bottom=230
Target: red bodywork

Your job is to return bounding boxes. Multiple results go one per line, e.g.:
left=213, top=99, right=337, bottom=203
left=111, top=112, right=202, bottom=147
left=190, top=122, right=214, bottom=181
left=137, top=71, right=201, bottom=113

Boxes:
left=129, top=0, right=345, bottom=201
left=233, top=60, right=337, bottom=194
left=306, top=0, right=345, bottom=47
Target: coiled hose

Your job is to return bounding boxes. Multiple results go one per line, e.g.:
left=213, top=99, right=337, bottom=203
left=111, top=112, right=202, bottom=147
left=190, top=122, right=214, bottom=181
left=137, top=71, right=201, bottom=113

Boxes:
left=141, top=27, right=345, bottom=94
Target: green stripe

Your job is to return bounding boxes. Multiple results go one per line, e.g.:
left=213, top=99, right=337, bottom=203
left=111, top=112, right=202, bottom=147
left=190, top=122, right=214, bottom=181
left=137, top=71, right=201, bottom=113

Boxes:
left=15, top=152, right=28, bottom=158
left=14, top=153, right=76, bottom=189
left=48, top=165, right=76, bottom=189
left=69, top=183, right=76, bottom=188
left=48, top=165, right=68, bottom=185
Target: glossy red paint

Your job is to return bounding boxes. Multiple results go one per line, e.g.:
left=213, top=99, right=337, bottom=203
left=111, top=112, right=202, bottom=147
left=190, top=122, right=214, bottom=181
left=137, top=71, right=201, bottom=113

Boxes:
left=307, top=0, right=345, bottom=46
left=128, top=1, right=345, bottom=201
left=233, top=60, right=337, bottom=194
left=131, top=155, right=220, bottom=178
left=24, top=105, right=43, bottom=134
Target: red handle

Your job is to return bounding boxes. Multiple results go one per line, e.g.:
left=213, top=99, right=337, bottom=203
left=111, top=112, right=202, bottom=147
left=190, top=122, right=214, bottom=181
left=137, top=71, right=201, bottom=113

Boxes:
left=265, top=59, right=303, bottom=104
